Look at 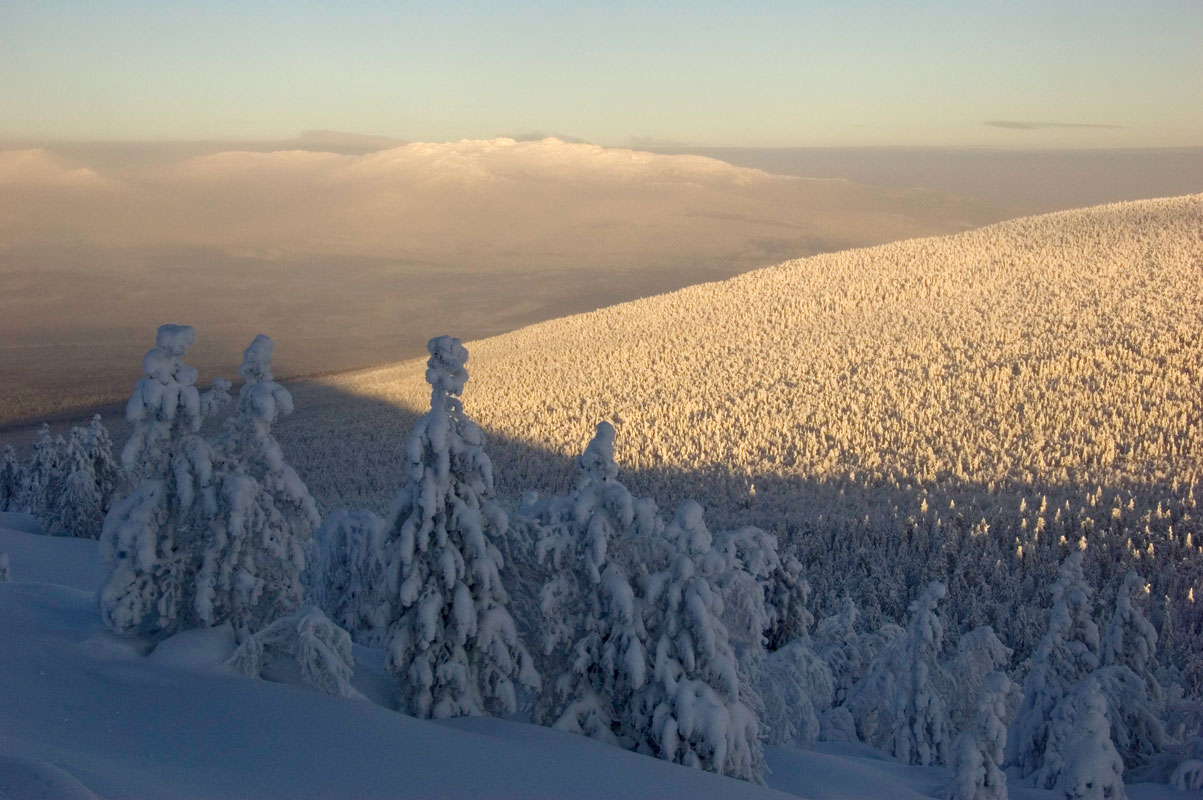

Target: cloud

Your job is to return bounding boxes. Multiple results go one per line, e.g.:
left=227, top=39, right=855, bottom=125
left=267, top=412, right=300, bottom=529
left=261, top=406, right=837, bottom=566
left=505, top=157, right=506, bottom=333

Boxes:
left=289, top=129, right=406, bottom=152
left=496, top=131, right=590, bottom=144
left=629, top=135, right=690, bottom=148
left=983, top=120, right=1122, bottom=131
left=0, top=148, right=107, bottom=187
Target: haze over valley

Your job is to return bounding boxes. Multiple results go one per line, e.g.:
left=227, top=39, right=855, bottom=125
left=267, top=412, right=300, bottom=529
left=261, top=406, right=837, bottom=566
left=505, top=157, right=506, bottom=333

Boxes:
left=0, top=137, right=1025, bottom=426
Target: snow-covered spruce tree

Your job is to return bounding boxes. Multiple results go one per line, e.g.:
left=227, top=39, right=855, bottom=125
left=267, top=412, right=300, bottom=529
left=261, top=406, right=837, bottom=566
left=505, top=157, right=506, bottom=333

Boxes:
left=0, top=552, right=9, bottom=582
left=226, top=605, right=359, bottom=698
left=699, top=519, right=832, bottom=750
left=947, top=671, right=1014, bottom=800
left=814, top=595, right=876, bottom=706
left=758, top=636, right=835, bottom=748
left=1007, top=551, right=1101, bottom=779
left=942, top=626, right=1012, bottom=738
left=848, top=581, right=951, bottom=765
left=50, top=427, right=103, bottom=538
left=383, top=336, right=539, bottom=718
left=704, top=522, right=810, bottom=655
left=892, top=581, right=951, bottom=765
left=17, top=424, right=60, bottom=520
left=0, top=444, right=22, bottom=512
left=98, top=324, right=230, bottom=637
left=532, top=421, right=651, bottom=744
left=632, top=501, right=765, bottom=782
left=85, top=414, right=121, bottom=517
left=1086, top=664, right=1167, bottom=773
left=1171, top=759, right=1203, bottom=791
left=195, top=334, right=320, bottom=638
left=1035, top=675, right=1126, bottom=799
left=309, top=508, right=393, bottom=646
left=1102, top=570, right=1162, bottom=704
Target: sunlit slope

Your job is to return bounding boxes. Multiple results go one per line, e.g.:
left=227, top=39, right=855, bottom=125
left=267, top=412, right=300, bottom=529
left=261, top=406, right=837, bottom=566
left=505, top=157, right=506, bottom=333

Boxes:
left=319, top=195, right=1202, bottom=518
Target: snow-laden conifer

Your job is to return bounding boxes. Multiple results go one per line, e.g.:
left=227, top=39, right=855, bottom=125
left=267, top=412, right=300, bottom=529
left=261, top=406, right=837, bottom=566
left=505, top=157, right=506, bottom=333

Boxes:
left=0, top=444, right=21, bottom=511
left=85, top=414, right=121, bottom=516
left=943, top=626, right=1012, bottom=737
left=1102, top=571, right=1162, bottom=703
left=1086, top=664, right=1167, bottom=772
left=195, top=335, right=319, bottom=637
left=848, top=581, right=950, bottom=765
left=98, top=324, right=230, bottom=637
left=383, top=336, right=539, bottom=718
left=633, top=501, right=765, bottom=782
left=700, top=521, right=830, bottom=750
left=532, top=421, right=650, bottom=743
left=309, top=508, right=393, bottom=645
left=1035, top=675, right=1127, bottom=799
left=758, top=638, right=834, bottom=747
left=1171, top=759, right=1203, bottom=791
left=947, top=671, right=1013, bottom=800
left=0, top=552, right=9, bottom=582
left=892, top=581, right=951, bottom=765
left=1007, top=551, right=1100, bottom=777
left=814, top=596, right=877, bottom=706
left=50, top=427, right=103, bottom=538
left=226, top=605, right=359, bottom=698
left=17, top=424, right=60, bottom=519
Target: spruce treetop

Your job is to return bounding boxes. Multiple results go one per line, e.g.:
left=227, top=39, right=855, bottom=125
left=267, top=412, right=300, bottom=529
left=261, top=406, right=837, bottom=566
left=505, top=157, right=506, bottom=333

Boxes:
left=239, top=334, right=275, bottom=384
left=578, top=421, right=619, bottom=483
left=425, top=335, right=469, bottom=410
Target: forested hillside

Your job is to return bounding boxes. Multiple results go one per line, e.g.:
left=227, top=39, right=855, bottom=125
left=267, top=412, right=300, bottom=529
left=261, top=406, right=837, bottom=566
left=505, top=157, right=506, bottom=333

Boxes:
left=285, top=195, right=1203, bottom=669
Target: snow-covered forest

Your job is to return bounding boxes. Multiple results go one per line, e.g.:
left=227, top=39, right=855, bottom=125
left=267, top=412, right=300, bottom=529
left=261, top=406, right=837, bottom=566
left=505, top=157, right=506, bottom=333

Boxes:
left=2, top=195, right=1202, bottom=798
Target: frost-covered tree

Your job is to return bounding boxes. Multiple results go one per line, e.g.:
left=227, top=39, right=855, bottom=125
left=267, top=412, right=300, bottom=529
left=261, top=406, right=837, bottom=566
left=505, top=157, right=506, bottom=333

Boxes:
left=758, top=638, right=835, bottom=748
left=50, top=427, right=103, bottom=538
left=947, top=671, right=1013, bottom=800
left=0, top=444, right=21, bottom=511
left=226, top=606, right=359, bottom=698
left=1171, top=759, right=1203, bottom=791
left=85, top=414, right=121, bottom=516
left=17, top=424, right=60, bottom=520
left=309, top=508, right=393, bottom=646
left=943, top=626, right=1012, bottom=737
left=532, top=421, right=652, bottom=744
left=697, top=520, right=829, bottom=751
left=701, top=521, right=809, bottom=655
left=0, top=552, right=10, bottom=582
left=849, top=582, right=950, bottom=765
left=1035, top=676, right=1126, bottom=799
left=383, top=336, right=539, bottom=718
left=1102, top=571, right=1162, bottom=703
left=634, top=544, right=765, bottom=782
left=1087, top=664, right=1167, bottom=772
left=891, top=581, right=951, bottom=765
left=1008, top=551, right=1100, bottom=778
left=195, top=334, right=319, bottom=637
left=815, top=596, right=877, bottom=705
left=98, top=324, right=230, bottom=637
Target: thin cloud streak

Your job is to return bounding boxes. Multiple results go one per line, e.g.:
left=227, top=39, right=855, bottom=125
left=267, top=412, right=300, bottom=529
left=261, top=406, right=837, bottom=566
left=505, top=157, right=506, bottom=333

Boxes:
left=983, top=120, right=1123, bottom=131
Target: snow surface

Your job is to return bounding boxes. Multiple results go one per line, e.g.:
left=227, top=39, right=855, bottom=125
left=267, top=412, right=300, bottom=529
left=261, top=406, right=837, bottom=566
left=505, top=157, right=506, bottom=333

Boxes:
left=3, top=521, right=1195, bottom=799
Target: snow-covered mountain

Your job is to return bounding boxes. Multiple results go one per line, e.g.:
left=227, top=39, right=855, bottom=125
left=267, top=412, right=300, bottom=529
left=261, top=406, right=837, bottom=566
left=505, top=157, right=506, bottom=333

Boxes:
left=296, top=194, right=1202, bottom=520
left=282, top=194, right=1203, bottom=665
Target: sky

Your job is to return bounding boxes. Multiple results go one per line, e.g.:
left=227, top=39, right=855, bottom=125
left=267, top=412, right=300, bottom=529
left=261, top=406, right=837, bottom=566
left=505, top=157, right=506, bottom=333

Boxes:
left=1, top=0, right=1201, bottom=148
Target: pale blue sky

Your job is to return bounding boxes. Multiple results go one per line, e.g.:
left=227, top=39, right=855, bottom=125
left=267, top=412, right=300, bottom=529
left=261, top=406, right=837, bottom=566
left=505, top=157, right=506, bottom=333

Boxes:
left=2, top=0, right=1200, bottom=147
